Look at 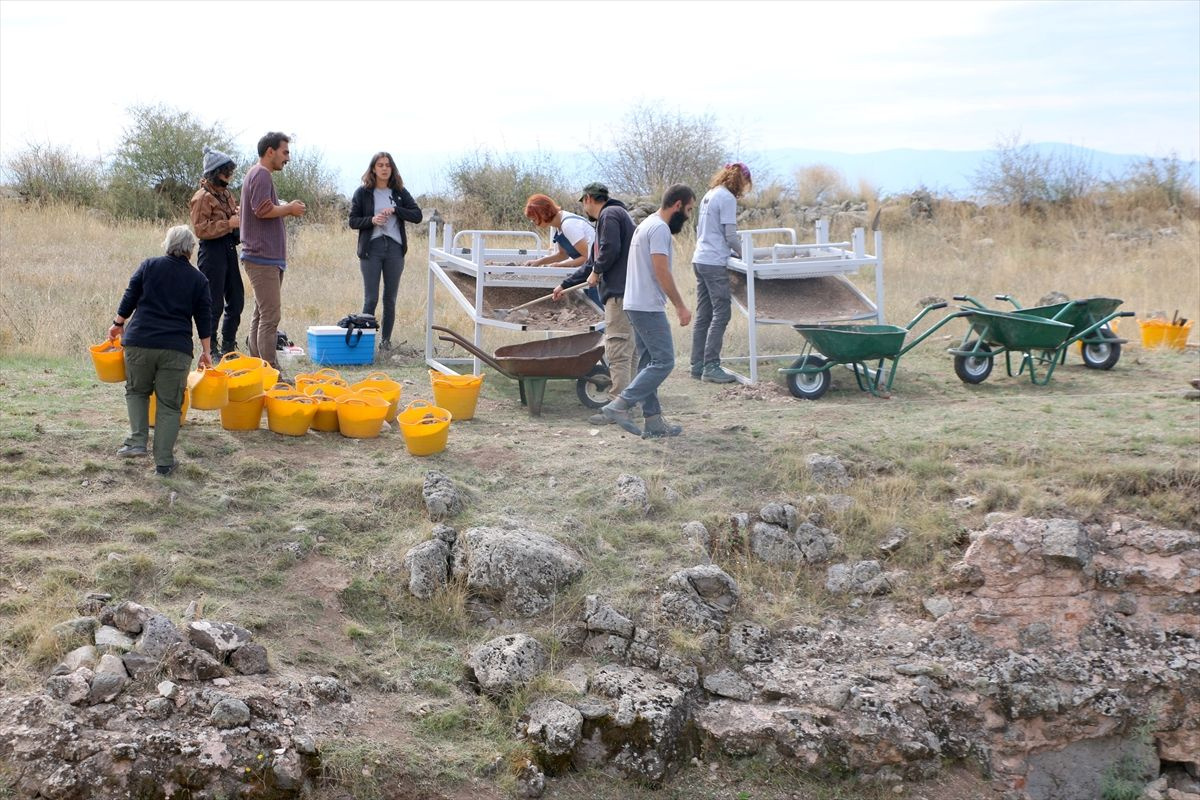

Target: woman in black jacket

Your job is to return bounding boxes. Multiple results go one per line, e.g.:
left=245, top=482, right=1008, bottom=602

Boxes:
left=347, top=152, right=421, bottom=350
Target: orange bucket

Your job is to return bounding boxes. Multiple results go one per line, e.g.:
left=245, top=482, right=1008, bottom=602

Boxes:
left=90, top=338, right=126, bottom=383
left=303, top=381, right=351, bottom=432
left=220, top=393, right=264, bottom=431
left=351, top=371, right=403, bottom=422
left=188, top=368, right=229, bottom=410
left=397, top=400, right=452, bottom=457
left=149, top=388, right=189, bottom=427
left=429, top=370, right=483, bottom=421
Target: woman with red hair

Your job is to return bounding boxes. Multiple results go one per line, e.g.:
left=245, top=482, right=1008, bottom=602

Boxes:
left=524, top=193, right=599, bottom=306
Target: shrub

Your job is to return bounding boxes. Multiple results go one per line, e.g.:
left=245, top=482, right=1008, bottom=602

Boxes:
left=972, top=132, right=1099, bottom=209
left=107, top=103, right=239, bottom=219
left=597, top=102, right=730, bottom=198
left=2, top=142, right=103, bottom=205
left=1107, top=152, right=1199, bottom=212
left=446, top=149, right=569, bottom=229
left=271, top=146, right=345, bottom=224
left=794, top=164, right=855, bottom=206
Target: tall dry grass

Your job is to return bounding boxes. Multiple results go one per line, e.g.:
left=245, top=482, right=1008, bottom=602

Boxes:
left=0, top=199, right=1196, bottom=359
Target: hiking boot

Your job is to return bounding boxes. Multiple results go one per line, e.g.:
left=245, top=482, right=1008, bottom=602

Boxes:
left=689, top=364, right=703, bottom=380
left=701, top=363, right=738, bottom=384
left=601, top=400, right=643, bottom=436
left=117, top=444, right=147, bottom=457
left=155, top=463, right=176, bottom=477
left=642, top=414, right=682, bottom=439
left=380, top=338, right=393, bottom=351
left=588, top=413, right=612, bottom=425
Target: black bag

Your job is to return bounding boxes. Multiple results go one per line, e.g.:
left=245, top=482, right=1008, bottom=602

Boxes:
left=336, top=313, right=378, bottom=347
left=275, top=330, right=294, bottom=350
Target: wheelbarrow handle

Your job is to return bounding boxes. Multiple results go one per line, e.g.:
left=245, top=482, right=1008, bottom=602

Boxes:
left=433, top=332, right=514, bottom=379
left=1116, top=310, right=1136, bottom=317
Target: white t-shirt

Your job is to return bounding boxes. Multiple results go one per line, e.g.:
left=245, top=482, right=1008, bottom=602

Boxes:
left=623, top=213, right=673, bottom=312
left=552, top=213, right=595, bottom=258
left=691, top=185, right=737, bottom=265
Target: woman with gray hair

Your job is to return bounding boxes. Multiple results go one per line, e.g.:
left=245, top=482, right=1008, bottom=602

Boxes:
left=108, top=225, right=214, bottom=476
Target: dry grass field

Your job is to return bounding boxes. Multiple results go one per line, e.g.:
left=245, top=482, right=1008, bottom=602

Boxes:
left=0, top=198, right=1198, bottom=799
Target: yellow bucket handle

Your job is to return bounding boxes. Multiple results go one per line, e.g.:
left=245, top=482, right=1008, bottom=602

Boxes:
left=405, top=400, right=432, bottom=411
left=315, top=368, right=343, bottom=379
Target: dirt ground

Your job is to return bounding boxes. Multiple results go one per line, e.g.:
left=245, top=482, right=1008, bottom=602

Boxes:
left=445, top=270, right=603, bottom=330
left=728, top=273, right=875, bottom=323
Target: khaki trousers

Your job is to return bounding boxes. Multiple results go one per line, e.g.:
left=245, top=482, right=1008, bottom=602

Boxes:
left=605, top=297, right=638, bottom=399
left=244, top=262, right=285, bottom=368
left=123, top=346, right=191, bottom=468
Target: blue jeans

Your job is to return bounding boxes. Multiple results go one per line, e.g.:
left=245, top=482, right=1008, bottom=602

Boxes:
left=360, top=236, right=405, bottom=341
left=690, top=262, right=732, bottom=370
left=619, top=309, right=675, bottom=418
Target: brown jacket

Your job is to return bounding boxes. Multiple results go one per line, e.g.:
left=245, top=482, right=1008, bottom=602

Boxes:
left=188, top=180, right=239, bottom=241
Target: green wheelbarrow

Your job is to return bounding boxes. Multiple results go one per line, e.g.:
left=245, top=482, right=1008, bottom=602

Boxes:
left=989, top=294, right=1129, bottom=370
left=779, top=302, right=957, bottom=400
left=949, top=295, right=1135, bottom=386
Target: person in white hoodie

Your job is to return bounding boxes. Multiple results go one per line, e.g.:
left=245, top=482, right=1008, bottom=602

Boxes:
left=689, top=162, right=752, bottom=383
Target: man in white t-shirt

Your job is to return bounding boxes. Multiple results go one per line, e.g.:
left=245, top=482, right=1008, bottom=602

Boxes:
left=601, top=184, right=697, bottom=438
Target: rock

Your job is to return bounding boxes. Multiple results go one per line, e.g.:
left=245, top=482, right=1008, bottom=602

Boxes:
left=825, top=560, right=895, bottom=595
left=879, top=527, right=910, bottom=554
left=1025, top=734, right=1156, bottom=800
left=423, top=470, right=466, bottom=520
left=590, top=665, right=691, bottom=782
left=163, top=642, right=223, bottom=681
left=760, top=502, right=799, bottom=532
left=53, top=645, right=98, bottom=676
left=88, top=667, right=127, bottom=705
left=120, top=652, right=159, bottom=680
left=45, top=670, right=92, bottom=705
left=584, top=596, right=635, bottom=639
left=94, top=625, right=135, bottom=653
left=210, top=697, right=251, bottom=729
left=516, top=761, right=546, bottom=798
left=951, top=495, right=979, bottom=510
left=521, top=698, right=584, bottom=760
left=145, top=696, right=173, bottom=719
left=703, top=669, right=753, bottom=701
left=134, top=614, right=183, bottom=659
left=50, top=617, right=98, bottom=650
left=466, top=634, right=548, bottom=699
left=401, top=538, right=451, bottom=599
left=451, top=527, right=584, bottom=616
left=748, top=520, right=838, bottom=564
left=432, top=523, right=458, bottom=544
left=660, top=565, right=740, bottom=632
left=806, top=453, right=850, bottom=488
left=307, top=676, right=351, bottom=704
left=728, top=622, right=774, bottom=663
left=157, top=680, right=179, bottom=699
left=230, top=642, right=269, bottom=675
left=681, top=521, right=711, bottom=553
left=187, top=620, right=253, bottom=661
left=111, top=601, right=151, bottom=634
left=615, top=473, right=650, bottom=512
left=1041, top=518, right=1092, bottom=567
left=76, top=592, right=112, bottom=616
left=658, top=654, right=699, bottom=688
left=922, top=596, right=954, bottom=619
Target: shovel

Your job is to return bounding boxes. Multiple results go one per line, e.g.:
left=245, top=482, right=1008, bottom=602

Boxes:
left=495, top=283, right=588, bottom=319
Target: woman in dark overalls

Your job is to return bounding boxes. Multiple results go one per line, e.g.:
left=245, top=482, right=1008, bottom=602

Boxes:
left=523, top=194, right=600, bottom=307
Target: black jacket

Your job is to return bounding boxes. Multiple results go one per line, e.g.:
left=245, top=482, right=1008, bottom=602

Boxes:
left=348, top=185, right=422, bottom=259
left=117, top=255, right=212, bottom=356
left=560, top=198, right=634, bottom=303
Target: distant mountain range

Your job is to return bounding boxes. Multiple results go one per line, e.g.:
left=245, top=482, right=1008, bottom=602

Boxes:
left=334, top=143, right=1196, bottom=201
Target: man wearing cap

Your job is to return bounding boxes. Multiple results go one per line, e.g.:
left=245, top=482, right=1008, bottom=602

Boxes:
left=241, top=131, right=306, bottom=371
left=189, top=146, right=242, bottom=360
left=552, top=182, right=637, bottom=421
left=602, top=184, right=696, bottom=439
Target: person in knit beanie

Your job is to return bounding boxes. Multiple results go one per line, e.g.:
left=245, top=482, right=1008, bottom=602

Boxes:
left=188, top=146, right=242, bottom=359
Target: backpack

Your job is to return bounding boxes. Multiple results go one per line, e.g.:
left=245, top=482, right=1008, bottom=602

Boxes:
left=336, top=313, right=379, bottom=347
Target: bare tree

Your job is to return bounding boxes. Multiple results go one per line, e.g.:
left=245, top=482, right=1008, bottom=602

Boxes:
left=595, top=103, right=730, bottom=198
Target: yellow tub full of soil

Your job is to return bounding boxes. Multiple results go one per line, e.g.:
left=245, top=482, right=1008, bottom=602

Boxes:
left=260, top=365, right=280, bottom=390
left=90, top=337, right=126, bottom=383
left=187, top=368, right=229, bottom=410
left=397, top=400, right=452, bottom=457
left=218, top=352, right=266, bottom=402
left=430, top=370, right=484, bottom=421
left=220, top=393, right=264, bottom=431
left=265, top=390, right=318, bottom=436
left=335, top=391, right=390, bottom=439
left=149, top=388, right=189, bottom=427
left=303, top=382, right=351, bottom=432
left=351, top=372, right=403, bottom=422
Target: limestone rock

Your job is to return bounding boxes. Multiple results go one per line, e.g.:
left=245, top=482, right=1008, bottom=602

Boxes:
left=50, top=617, right=98, bottom=650
left=111, top=600, right=152, bottom=634
left=703, top=669, right=753, bottom=701
left=230, top=642, right=269, bottom=675
left=825, top=560, right=896, bottom=595
left=660, top=565, right=740, bottom=632
left=615, top=473, right=650, bottom=512
left=94, top=625, right=135, bottom=653
left=307, top=675, right=351, bottom=703
left=423, top=470, right=466, bottom=520
left=45, top=670, right=92, bottom=705
left=401, top=538, right=450, bottom=599
left=521, top=698, right=584, bottom=760
left=806, top=453, right=850, bottom=488
left=467, top=633, right=548, bottom=699
left=134, top=614, right=183, bottom=659
left=584, top=596, right=635, bottom=639
left=451, top=527, right=584, bottom=616
left=163, top=642, right=223, bottom=681
left=187, top=620, right=253, bottom=661
left=52, top=645, right=98, bottom=676
left=210, top=697, right=251, bottom=729
left=589, top=665, right=691, bottom=782
left=728, top=622, right=774, bottom=663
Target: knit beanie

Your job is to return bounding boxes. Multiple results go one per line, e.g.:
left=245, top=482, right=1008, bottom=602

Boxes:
left=202, top=146, right=235, bottom=175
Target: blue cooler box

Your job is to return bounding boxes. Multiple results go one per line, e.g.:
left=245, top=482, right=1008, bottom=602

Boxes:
left=306, top=325, right=376, bottom=365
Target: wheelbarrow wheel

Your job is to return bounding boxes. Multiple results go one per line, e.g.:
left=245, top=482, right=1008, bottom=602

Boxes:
left=954, top=340, right=994, bottom=384
left=1081, top=326, right=1121, bottom=370
left=576, top=363, right=612, bottom=409
left=785, top=355, right=831, bottom=400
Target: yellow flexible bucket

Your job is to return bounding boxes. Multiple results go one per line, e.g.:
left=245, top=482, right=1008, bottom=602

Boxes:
left=1138, top=319, right=1168, bottom=349
left=149, top=388, right=189, bottom=427
left=303, top=381, right=350, bottom=432
left=260, top=365, right=280, bottom=390
left=265, top=389, right=317, bottom=436
left=218, top=352, right=266, bottom=402
left=351, top=372, right=403, bottom=422
left=335, top=392, right=389, bottom=439
left=429, top=370, right=484, bottom=421
left=296, top=369, right=345, bottom=392
left=188, top=368, right=229, bottom=410
left=1165, top=320, right=1193, bottom=351
left=397, top=400, right=452, bottom=457
left=90, top=338, right=126, bottom=383
left=220, top=393, right=264, bottom=431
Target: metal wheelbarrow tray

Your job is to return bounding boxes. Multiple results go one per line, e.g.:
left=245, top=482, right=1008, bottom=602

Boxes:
left=948, top=295, right=1134, bottom=386
left=431, top=325, right=610, bottom=416
left=779, top=302, right=956, bottom=399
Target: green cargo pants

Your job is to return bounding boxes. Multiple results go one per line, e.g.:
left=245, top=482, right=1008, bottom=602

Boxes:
left=123, top=346, right=192, bottom=469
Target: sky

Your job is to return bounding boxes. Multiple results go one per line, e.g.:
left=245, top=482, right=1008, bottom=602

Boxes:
left=1, top=0, right=1197, bottom=195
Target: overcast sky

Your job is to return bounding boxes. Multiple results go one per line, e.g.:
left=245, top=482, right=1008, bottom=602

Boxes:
left=1, top=0, right=1197, bottom=193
